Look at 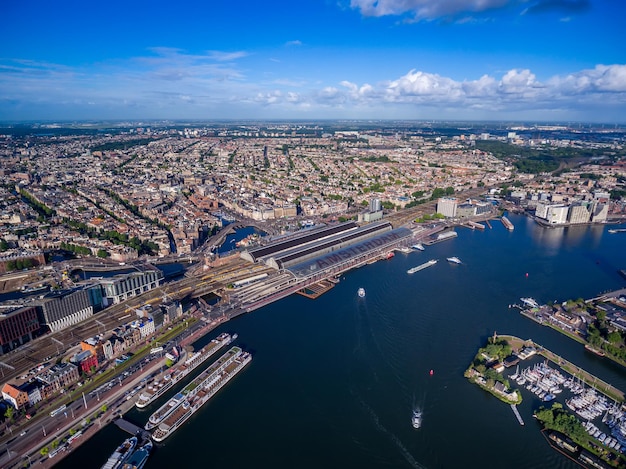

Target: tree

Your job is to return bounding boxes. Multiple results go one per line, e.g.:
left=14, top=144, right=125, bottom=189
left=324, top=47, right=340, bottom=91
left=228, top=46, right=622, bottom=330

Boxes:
left=40, top=447, right=49, bottom=457
left=96, top=249, right=109, bottom=258
left=535, top=408, right=554, bottom=425
left=608, top=331, right=622, bottom=344
left=4, top=405, right=15, bottom=423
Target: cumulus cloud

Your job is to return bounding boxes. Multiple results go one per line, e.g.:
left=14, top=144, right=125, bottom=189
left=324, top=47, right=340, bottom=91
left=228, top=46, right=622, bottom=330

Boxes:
left=300, top=64, right=626, bottom=115
left=550, top=64, right=626, bottom=94
left=350, top=0, right=511, bottom=20
left=1, top=51, right=625, bottom=120
left=350, top=0, right=590, bottom=21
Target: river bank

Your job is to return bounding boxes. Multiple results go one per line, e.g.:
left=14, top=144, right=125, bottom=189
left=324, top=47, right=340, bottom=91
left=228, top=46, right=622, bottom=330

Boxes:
left=53, top=214, right=626, bottom=469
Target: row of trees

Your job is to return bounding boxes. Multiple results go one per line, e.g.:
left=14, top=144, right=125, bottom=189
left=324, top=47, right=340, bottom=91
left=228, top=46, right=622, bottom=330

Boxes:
left=586, top=309, right=626, bottom=361
left=61, top=218, right=157, bottom=256
left=5, top=257, right=34, bottom=271
left=60, top=241, right=91, bottom=256
left=18, top=188, right=56, bottom=219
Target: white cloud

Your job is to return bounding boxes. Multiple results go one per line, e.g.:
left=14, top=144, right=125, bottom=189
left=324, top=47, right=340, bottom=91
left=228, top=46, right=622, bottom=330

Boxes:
left=0, top=51, right=624, bottom=121
left=285, top=40, right=303, bottom=46
left=206, top=50, right=249, bottom=61
left=350, top=0, right=511, bottom=21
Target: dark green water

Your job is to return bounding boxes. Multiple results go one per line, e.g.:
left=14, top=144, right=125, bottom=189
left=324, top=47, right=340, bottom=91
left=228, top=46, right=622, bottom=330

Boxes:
left=59, top=214, right=626, bottom=469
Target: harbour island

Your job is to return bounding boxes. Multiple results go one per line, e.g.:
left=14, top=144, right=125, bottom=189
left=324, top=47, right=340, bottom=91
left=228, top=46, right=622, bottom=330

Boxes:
left=465, top=333, right=523, bottom=405
left=469, top=333, right=626, bottom=468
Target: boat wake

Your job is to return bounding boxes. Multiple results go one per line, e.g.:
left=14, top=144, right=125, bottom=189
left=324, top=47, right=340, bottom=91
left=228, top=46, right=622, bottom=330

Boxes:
left=358, top=398, right=426, bottom=469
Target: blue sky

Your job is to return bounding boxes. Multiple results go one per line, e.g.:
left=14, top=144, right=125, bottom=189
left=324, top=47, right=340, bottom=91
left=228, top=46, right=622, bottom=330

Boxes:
left=1, top=0, right=625, bottom=122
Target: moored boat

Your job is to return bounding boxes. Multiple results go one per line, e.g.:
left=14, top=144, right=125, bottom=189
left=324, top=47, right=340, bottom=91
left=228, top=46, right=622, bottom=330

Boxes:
left=122, top=440, right=153, bottom=469
left=407, top=259, right=437, bottom=274
left=520, top=297, right=540, bottom=309
left=145, top=392, right=186, bottom=430
left=101, top=436, right=138, bottom=469
left=411, top=243, right=425, bottom=251
left=136, top=332, right=234, bottom=409
left=501, top=216, right=514, bottom=230
left=151, top=347, right=252, bottom=442
left=543, top=393, right=556, bottom=402
left=584, top=344, right=606, bottom=357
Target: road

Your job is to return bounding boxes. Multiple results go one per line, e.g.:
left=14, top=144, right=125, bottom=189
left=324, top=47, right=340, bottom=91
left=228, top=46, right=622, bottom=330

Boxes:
left=0, top=256, right=276, bottom=385
left=1, top=353, right=165, bottom=469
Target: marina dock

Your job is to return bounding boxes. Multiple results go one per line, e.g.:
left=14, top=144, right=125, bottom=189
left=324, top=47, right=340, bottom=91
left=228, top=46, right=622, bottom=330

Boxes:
left=510, top=404, right=525, bottom=426
left=296, top=279, right=335, bottom=299
left=499, top=335, right=625, bottom=403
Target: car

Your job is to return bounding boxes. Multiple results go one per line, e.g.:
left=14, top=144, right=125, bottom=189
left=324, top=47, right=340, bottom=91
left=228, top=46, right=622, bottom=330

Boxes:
left=20, top=429, right=28, bottom=436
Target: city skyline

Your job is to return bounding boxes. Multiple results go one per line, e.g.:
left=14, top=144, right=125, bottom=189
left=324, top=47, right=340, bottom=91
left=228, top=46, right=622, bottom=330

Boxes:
left=2, top=0, right=625, bottom=122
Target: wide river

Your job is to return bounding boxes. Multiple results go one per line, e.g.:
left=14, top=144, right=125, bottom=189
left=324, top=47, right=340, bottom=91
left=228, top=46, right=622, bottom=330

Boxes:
left=59, top=214, right=626, bottom=468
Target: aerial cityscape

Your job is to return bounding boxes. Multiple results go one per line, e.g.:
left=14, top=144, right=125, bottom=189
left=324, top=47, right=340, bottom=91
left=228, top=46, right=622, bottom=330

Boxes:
left=2, top=1, right=626, bottom=468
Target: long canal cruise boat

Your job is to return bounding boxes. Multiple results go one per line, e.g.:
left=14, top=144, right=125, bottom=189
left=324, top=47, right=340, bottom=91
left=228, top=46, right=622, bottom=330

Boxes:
left=150, top=346, right=252, bottom=442
left=135, top=332, right=236, bottom=409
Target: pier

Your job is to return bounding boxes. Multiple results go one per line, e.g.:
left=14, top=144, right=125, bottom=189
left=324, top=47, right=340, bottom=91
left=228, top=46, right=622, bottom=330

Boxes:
left=296, top=279, right=335, bottom=299
left=510, top=404, right=525, bottom=426
left=113, top=418, right=151, bottom=441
